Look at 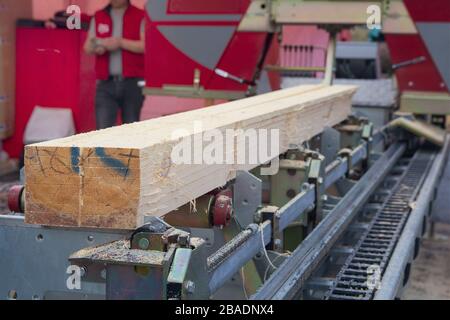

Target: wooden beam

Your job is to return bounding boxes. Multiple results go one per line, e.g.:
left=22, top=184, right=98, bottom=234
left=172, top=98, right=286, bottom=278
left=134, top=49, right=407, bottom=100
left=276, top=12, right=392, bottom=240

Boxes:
left=24, top=85, right=356, bottom=229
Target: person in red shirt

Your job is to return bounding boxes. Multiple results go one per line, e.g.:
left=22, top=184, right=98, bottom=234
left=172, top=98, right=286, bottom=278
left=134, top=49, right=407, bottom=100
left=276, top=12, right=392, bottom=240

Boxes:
left=84, top=0, right=145, bottom=129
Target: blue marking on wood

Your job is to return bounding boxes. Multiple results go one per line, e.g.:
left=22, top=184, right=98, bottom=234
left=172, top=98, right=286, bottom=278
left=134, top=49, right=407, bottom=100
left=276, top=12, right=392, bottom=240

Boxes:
left=95, top=147, right=129, bottom=177
left=71, top=147, right=80, bottom=174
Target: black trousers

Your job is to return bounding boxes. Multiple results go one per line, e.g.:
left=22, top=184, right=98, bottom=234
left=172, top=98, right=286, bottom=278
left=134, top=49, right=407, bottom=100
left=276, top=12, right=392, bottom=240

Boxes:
left=95, top=77, right=144, bottom=130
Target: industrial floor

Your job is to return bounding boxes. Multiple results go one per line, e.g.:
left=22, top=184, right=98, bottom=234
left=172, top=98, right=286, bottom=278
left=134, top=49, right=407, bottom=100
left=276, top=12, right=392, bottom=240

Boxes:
left=403, top=135, right=450, bottom=300
left=402, top=223, right=450, bottom=300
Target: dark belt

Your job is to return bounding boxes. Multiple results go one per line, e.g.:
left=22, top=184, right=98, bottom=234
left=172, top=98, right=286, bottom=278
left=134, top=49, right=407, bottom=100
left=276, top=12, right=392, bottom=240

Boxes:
left=108, top=75, right=125, bottom=82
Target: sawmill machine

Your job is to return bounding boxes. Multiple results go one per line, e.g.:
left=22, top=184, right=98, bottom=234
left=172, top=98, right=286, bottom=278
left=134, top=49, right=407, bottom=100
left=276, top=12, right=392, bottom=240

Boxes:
left=2, top=111, right=448, bottom=300
left=384, top=0, right=450, bottom=126
left=142, top=0, right=450, bottom=121
left=0, top=0, right=449, bottom=300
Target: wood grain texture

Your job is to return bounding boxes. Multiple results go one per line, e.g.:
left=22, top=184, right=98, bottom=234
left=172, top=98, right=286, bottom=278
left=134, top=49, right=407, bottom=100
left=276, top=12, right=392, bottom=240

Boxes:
left=24, top=85, right=356, bottom=229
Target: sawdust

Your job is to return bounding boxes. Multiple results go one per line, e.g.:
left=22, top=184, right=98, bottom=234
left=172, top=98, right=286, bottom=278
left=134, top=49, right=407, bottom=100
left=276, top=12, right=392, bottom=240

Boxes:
left=69, top=239, right=165, bottom=266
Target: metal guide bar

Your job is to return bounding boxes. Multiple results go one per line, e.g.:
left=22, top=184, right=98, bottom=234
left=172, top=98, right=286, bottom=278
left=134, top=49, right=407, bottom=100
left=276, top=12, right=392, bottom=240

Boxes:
left=206, top=131, right=379, bottom=296
left=251, top=142, right=406, bottom=300
left=277, top=139, right=371, bottom=233
left=276, top=185, right=315, bottom=231
left=324, top=142, right=367, bottom=190
left=325, top=150, right=435, bottom=300
left=208, top=221, right=272, bottom=295
left=375, top=136, right=449, bottom=299
left=206, top=132, right=378, bottom=293
left=276, top=128, right=384, bottom=233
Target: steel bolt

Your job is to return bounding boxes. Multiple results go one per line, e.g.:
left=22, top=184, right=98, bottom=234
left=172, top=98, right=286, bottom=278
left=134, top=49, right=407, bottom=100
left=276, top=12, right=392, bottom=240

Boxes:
left=286, top=189, right=296, bottom=199
left=274, top=238, right=282, bottom=249
left=185, top=280, right=195, bottom=294
left=178, top=235, right=189, bottom=246
left=138, top=238, right=150, bottom=250
left=254, top=211, right=262, bottom=223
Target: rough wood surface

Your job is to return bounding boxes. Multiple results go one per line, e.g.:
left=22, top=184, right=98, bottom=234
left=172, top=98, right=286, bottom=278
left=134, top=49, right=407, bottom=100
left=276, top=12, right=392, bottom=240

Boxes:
left=24, top=85, right=356, bottom=229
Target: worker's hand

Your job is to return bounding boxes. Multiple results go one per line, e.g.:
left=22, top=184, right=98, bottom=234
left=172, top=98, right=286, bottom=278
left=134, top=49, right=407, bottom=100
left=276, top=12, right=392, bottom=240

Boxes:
left=101, top=37, right=122, bottom=52
left=44, top=20, right=57, bottom=29
left=94, top=46, right=106, bottom=55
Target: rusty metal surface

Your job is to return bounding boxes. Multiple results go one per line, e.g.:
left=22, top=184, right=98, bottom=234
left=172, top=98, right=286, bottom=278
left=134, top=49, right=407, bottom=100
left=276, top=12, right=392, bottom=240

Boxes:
left=69, top=239, right=165, bottom=266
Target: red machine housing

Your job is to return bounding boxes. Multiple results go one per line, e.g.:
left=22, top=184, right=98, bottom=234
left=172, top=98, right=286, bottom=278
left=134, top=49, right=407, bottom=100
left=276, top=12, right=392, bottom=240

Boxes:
left=385, top=0, right=450, bottom=94
left=144, top=0, right=280, bottom=93
left=5, top=1, right=281, bottom=160
left=385, top=35, right=447, bottom=93
left=3, top=27, right=96, bottom=158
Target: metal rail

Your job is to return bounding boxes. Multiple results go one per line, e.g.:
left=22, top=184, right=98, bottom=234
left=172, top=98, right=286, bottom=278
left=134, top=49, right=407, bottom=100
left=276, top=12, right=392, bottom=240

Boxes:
left=326, top=150, right=435, bottom=300
left=207, top=130, right=385, bottom=297
left=375, top=136, right=449, bottom=299
left=276, top=185, right=315, bottom=231
left=252, top=142, right=406, bottom=300
left=276, top=139, right=372, bottom=234
left=324, top=142, right=367, bottom=190
left=208, top=221, right=272, bottom=295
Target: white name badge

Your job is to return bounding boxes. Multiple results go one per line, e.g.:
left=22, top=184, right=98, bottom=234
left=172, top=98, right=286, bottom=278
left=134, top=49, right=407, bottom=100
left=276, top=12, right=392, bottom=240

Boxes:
left=98, top=23, right=110, bottom=34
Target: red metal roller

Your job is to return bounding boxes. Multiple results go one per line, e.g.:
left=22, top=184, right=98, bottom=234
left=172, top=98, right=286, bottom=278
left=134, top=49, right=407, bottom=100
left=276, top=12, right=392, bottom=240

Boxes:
left=212, top=190, right=233, bottom=227
left=8, top=185, right=24, bottom=213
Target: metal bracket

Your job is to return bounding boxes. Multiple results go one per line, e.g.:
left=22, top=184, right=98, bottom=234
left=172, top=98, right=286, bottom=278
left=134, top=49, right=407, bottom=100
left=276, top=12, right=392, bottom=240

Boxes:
left=131, top=217, right=190, bottom=251
left=362, top=121, right=374, bottom=169
left=320, top=127, right=341, bottom=166
left=305, top=151, right=326, bottom=226
left=338, top=148, right=353, bottom=176
left=167, top=248, right=193, bottom=300
left=233, top=171, right=262, bottom=229
left=362, top=122, right=374, bottom=140
left=255, top=206, right=280, bottom=251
